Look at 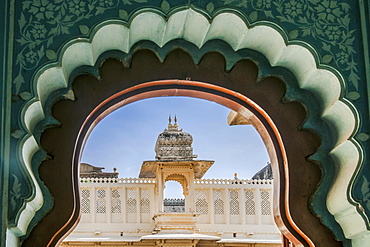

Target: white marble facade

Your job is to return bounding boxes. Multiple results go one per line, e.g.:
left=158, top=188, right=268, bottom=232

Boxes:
left=61, top=119, right=281, bottom=246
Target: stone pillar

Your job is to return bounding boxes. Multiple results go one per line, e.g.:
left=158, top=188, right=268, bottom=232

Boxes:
left=157, top=168, right=164, bottom=213
left=188, top=172, right=195, bottom=213
left=184, top=189, right=190, bottom=213
left=151, top=185, right=156, bottom=217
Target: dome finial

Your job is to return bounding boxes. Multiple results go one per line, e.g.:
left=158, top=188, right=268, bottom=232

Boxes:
left=167, top=115, right=177, bottom=130
left=173, top=115, right=179, bottom=129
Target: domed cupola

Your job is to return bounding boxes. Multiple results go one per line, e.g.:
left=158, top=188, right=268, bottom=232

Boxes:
left=155, top=116, right=198, bottom=160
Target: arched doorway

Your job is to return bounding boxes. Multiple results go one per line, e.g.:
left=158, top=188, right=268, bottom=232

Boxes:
left=13, top=8, right=363, bottom=247
left=21, top=47, right=342, bottom=246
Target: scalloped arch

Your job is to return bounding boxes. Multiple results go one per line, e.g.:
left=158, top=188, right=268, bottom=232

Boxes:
left=165, top=173, right=188, bottom=182
left=164, top=173, right=189, bottom=193
left=12, top=7, right=366, bottom=246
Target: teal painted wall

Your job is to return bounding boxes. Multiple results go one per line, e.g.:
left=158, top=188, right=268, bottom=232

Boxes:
left=1, top=0, right=370, bottom=245
left=1, top=0, right=13, bottom=246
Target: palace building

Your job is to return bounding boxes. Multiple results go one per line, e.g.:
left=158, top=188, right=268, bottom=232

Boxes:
left=3, top=0, right=370, bottom=246
left=61, top=118, right=281, bottom=246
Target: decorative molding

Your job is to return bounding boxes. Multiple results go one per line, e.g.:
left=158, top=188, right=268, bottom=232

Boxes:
left=10, top=7, right=364, bottom=246
left=195, top=179, right=273, bottom=185
left=80, top=177, right=273, bottom=185
left=13, top=0, right=362, bottom=101
left=81, top=177, right=156, bottom=183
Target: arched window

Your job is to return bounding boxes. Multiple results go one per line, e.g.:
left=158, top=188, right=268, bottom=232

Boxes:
left=164, top=181, right=184, bottom=213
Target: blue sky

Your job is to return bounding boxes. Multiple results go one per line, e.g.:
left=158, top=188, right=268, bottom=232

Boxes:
left=81, top=96, right=270, bottom=184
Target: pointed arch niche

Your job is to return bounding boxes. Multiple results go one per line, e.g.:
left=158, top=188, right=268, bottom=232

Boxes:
left=13, top=8, right=364, bottom=247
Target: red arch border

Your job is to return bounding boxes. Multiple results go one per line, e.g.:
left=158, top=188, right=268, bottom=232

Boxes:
left=57, top=80, right=312, bottom=247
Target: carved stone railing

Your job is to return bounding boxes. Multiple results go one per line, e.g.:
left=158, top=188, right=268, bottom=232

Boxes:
left=80, top=177, right=272, bottom=185
left=80, top=177, right=156, bottom=184
left=78, top=177, right=274, bottom=225
left=194, top=178, right=272, bottom=185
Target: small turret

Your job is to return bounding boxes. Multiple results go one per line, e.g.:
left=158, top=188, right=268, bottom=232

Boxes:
left=154, top=115, right=197, bottom=160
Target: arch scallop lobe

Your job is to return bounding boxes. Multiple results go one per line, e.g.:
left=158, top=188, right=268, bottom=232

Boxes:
left=11, top=8, right=364, bottom=247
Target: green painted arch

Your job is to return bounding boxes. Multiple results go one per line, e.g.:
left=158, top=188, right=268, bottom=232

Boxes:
left=9, top=7, right=366, bottom=246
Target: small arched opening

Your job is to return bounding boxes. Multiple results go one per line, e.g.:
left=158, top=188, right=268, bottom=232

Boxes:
left=164, top=180, right=185, bottom=213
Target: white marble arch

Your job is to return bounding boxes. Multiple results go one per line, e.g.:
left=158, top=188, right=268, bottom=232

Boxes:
left=10, top=8, right=366, bottom=246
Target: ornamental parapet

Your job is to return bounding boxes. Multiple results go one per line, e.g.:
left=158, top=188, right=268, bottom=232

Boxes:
left=194, top=178, right=272, bottom=185
left=80, top=177, right=272, bottom=185
left=80, top=177, right=156, bottom=184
